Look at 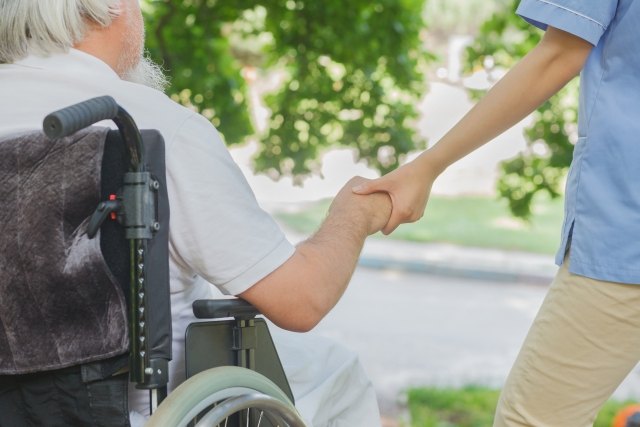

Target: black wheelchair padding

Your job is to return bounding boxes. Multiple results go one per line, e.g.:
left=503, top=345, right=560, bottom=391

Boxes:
left=101, top=128, right=172, bottom=370
left=100, top=129, right=131, bottom=303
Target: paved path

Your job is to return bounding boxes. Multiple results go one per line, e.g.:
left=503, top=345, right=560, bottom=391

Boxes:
left=312, top=266, right=640, bottom=419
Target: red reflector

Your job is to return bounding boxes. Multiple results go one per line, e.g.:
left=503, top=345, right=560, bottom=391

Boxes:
left=109, top=194, right=117, bottom=220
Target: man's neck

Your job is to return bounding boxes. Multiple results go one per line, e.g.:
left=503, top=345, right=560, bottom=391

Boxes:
left=73, top=10, right=131, bottom=77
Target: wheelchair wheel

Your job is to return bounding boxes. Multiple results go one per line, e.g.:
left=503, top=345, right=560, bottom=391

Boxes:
left=146, top=366, right=306, bottom=427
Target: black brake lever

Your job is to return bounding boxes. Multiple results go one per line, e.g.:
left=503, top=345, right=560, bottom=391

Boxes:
left=87, top=200, right=122, bottom=238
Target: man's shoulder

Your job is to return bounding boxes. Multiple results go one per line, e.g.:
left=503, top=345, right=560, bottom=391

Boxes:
left=107, top=81, right=228, bottom=154
left=113, top=82, right=198, bottom=133
left=0, top=53, right=221, bottom=152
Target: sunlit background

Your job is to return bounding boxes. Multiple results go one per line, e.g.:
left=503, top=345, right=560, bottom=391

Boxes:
left=139, top=1, right=638, bottom=425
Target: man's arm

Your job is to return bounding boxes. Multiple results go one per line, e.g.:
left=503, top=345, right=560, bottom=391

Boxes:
left=239, top=177, right=391, bottom=332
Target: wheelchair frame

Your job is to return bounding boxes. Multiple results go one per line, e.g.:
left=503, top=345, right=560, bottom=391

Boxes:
left=41, top=97, right=306, bottom=427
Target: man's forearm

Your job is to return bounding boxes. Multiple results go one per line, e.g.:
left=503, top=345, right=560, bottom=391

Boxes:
left=239, top=189, right=391, bottom=332
left=419, top=27, right=592, bottom=174
left=293, top=204, right=372, bottom=322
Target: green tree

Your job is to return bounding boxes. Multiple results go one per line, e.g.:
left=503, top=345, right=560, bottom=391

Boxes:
left=142, top=0, right=430, bottom=179
left=464, top=0, right=578, bottom=218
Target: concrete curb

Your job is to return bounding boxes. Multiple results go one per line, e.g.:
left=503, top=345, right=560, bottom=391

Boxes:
left=280, top=225, right=557, bottom=285
left=357, top=256, right=554, bottom=284
left=358, top=238, right=557, bottom=284
left=358, top=257, right=553, bottom=285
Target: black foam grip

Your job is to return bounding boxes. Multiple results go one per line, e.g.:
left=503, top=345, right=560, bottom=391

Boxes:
left=192, top=299, right=261, bottom=319
left=43, top=96, right=119, bottom=138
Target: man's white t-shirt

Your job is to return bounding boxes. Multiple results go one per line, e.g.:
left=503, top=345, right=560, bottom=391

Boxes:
left=0, top=47, right=294, bottom=396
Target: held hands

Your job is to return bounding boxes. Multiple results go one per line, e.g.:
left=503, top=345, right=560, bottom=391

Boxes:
left=352, top=157, right=438, bottom=234
left=329, top=176, right=392, bottom=236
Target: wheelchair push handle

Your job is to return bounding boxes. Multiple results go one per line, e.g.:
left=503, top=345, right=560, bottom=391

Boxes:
left=43, top=96, right=145, bottom=171
left=43, top=96, right=119, bottom=139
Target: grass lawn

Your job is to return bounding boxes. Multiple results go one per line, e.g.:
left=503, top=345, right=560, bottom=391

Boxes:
left=407, top=386, right=636, bottom=427
left=273, top=194, right=564, bottom=255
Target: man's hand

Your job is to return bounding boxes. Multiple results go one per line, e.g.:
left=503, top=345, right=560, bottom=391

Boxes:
left=329, top=176, right=392, bottom=235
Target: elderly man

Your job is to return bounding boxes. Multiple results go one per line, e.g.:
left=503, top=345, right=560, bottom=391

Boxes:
left=0, top=1, right=391, bottom=426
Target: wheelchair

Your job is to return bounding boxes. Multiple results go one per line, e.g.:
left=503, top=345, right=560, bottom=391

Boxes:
left=0, top=96, right=307, bottom=427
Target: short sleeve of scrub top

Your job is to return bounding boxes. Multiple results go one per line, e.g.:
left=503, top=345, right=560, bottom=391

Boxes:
left=516, top=0, right=618, bottom=45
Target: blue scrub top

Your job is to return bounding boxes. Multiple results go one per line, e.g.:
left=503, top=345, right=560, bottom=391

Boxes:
left=516, top=0, right=640, bottom=284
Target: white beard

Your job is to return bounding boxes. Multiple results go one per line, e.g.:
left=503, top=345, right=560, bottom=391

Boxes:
left=122, top=54, right=169, bottom=92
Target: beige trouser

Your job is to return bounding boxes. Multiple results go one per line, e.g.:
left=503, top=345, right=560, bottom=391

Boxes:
left=494, top=258, right=640, bottom=427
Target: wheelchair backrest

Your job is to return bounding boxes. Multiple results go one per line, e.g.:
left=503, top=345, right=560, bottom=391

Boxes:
left=0, top=115, right=171, bottom=388
left=0, top=128, right=128, bottom=374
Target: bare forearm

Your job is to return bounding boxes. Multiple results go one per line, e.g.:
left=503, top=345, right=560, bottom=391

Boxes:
left=240, top=186, right=391, bottom=332
left=349, top=28, right=593, bottom=233
left=420, top=27, right=591, bottom=173
left=293, top=206, right=371, bottom=319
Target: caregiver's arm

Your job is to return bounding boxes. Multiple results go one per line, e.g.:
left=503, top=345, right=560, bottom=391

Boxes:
left=354, top=26, right=593, bottom=234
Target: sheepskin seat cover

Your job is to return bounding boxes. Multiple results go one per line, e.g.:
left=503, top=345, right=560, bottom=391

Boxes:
left=0, top=128, right=128, bottom=374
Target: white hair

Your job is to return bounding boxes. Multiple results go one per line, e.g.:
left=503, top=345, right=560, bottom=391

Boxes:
left=0, top=0, right=122, bottom=63
left=124, top=55, right=170, bottom=92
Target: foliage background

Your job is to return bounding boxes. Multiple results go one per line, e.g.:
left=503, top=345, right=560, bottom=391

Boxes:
left=142, top=0, right=430, bottom=179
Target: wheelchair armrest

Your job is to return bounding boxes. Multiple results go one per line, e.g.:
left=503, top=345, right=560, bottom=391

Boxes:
left=193, top=298, right=261, bottom=320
